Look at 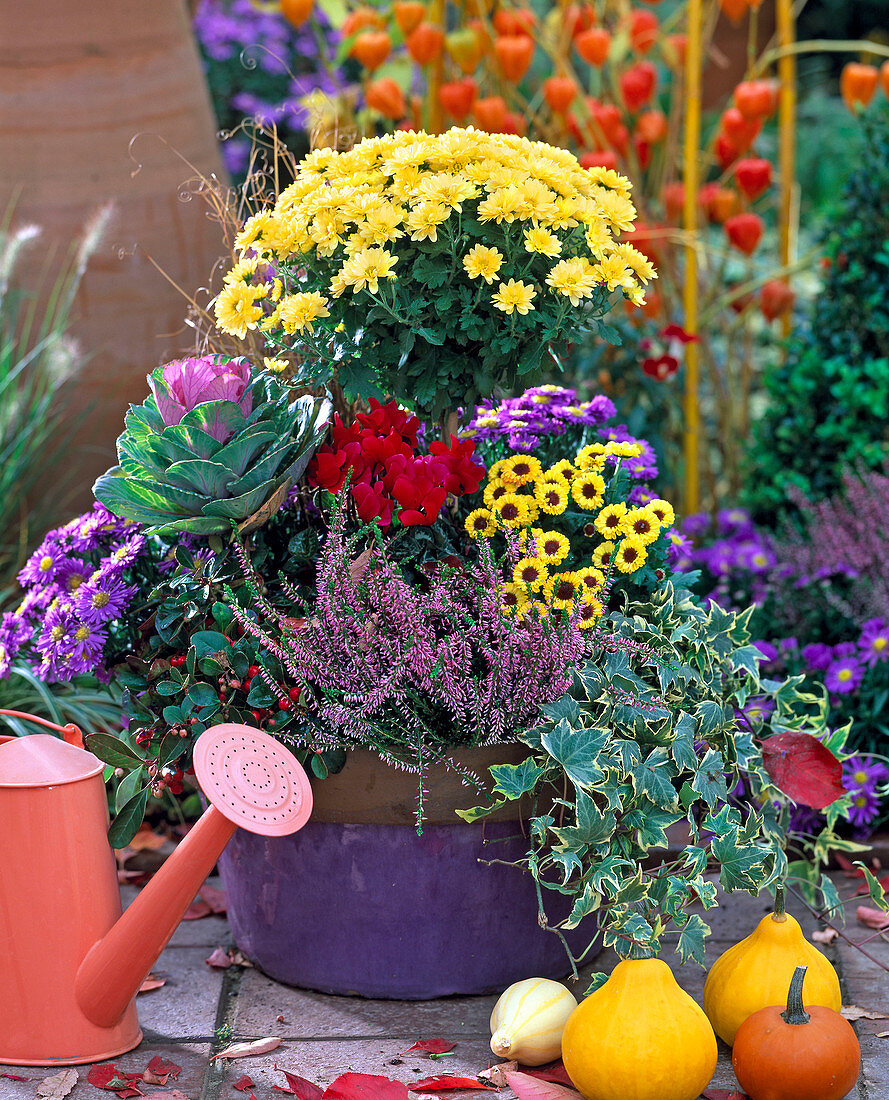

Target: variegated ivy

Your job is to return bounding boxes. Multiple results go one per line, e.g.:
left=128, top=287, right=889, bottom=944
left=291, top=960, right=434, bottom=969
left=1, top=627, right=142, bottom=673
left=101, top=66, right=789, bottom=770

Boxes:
left=460, top=581, right=852, bottom=980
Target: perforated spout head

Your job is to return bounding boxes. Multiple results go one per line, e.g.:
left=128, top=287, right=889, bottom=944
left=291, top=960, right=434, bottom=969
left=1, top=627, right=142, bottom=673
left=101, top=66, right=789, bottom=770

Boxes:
left=192, top=723, right=313, bottom=836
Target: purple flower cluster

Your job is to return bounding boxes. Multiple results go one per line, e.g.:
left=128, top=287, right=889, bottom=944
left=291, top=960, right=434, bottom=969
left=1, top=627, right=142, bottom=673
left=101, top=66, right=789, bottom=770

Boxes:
left=795, top=621, right=889, bottom=698
left=466, top=386, right=617, bottom=452
left=843, top=755, right=889, bottom=829
left=0, top=505, right=145, bottom=682
left=678, top=507, right=778, bottom=603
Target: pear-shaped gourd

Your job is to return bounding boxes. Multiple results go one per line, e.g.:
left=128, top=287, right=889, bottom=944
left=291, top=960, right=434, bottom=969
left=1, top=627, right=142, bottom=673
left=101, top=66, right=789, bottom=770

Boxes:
left=490, top=977, right=578, bottom=1065
left=561, top=959, right=717, bottom=1100
left=703, top=885, right=841, bottom=1045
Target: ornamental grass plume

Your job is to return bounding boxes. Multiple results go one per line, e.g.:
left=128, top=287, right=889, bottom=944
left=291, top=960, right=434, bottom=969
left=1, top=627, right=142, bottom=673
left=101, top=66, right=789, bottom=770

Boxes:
left=226, top=502, right=586, bottom=824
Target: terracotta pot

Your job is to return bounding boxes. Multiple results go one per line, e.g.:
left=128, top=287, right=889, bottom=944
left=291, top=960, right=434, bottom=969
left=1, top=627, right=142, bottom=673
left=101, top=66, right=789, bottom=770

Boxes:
left=0, top=0, right=227, bottom=521
left=217, top=745, right=597, bottom=999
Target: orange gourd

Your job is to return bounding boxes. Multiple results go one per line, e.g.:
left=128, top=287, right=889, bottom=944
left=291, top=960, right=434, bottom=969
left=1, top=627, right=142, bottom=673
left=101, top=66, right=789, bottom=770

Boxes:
left=732, top=965, right=860, bottom=1100
left=703, top=886, right=842, bottom=1044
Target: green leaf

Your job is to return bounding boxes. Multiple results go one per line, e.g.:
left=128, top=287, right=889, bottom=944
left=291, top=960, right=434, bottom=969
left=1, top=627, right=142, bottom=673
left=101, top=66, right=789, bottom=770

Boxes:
left=691, top=749, right=730, bottom=809
left=154, top=680, right=181, bottom=697
left=541, top=721, right=608, bottom=789
left=583, top=972, right=609, bottom=996
left=84, top=733, right=146, bottom=770
left=818, top=873, right=844, bottom=921
left=633, top=748, right=679, bottom=808
left=188, top=682, right=221, bottom=708
left=541, top=695, right=580, bottom=727
left=164, top=458, right=235, bottom=497
left=854, top=862, right=889, bottom=909
left=711, top=828, right=768, bottom=893
left=671, top=712, right=699, bottom=772
left=732, top=644, right=764, bottom=678
left=489, top=758, right=546, bottom=800
left=190, top=631, right=231, bottom=658
left=115, top=768, right=144, bottom=813
left=695, top=700, right=731, bottom=737
left=455, top=801, right=505, bottom=823
left=108, top=787, right=150, bottom=848
left=676, top=913, right=710, bottom=965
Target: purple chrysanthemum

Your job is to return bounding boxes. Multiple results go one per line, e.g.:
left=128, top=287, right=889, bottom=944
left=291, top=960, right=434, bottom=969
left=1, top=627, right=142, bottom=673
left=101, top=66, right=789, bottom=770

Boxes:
left=824, top=655, right=865, bottom=695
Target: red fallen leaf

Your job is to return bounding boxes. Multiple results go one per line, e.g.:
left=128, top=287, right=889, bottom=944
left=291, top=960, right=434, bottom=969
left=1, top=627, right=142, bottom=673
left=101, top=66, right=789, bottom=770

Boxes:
left=198, top=882, right=227, bottom=914
left=518, top=1063, right=574, bottom=1087
left=761, top=732, right=846, bottom=808
left=702, top=1090, right=752, bottom=1100
left=273, top=1070, right=324, bottom=1100
left=183, top=898, right=213, bottom=920
left=234, top=1078, right=256, bottom=1093
left=399, top=1041, right=456, bottom=1056
left=146, top=1059, right=180, bottom=1081
left=409, top=1079, right=496, bottom=1092
left=88, top=1066, right=145, bottom=1095
left=206, top=946, right=233, bottom=969
left=142, top=1073, right=168, bottom=1088
left=504, top=1072, right=581, bottom=1100
left=0, top=1074, right=30, bottom=1080
left=139, top=974, right=167, bottom=993
left=857, top=905, right=889, bottom=930
left=324, top=1075, right=411, bottom=1100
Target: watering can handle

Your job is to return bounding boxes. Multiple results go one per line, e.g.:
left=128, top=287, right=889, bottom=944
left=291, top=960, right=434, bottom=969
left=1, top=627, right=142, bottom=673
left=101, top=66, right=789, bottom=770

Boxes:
left=0, top=709, right=84, bottom=748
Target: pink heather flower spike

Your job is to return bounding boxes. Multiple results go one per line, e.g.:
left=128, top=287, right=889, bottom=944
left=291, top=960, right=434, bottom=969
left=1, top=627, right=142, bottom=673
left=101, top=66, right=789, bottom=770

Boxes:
left=149, top=355, right=253, bottom=441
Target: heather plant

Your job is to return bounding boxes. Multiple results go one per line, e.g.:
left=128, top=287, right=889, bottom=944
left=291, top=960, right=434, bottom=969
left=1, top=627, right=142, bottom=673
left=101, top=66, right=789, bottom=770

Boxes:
left=460, top=580, right=854, bottom=970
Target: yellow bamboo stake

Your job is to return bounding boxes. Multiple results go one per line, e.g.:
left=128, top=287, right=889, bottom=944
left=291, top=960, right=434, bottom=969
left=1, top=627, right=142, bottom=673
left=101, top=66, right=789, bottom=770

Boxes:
left=682, top=0, right=703, bottom=514
left=776, top=0, right=796, bottom=341
left=427, top=0, right=446, bottom=133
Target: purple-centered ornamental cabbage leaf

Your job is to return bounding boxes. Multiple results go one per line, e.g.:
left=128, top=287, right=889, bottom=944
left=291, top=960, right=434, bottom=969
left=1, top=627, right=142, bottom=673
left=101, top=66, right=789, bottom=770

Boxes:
left=149, top=356, right=253, bottom=442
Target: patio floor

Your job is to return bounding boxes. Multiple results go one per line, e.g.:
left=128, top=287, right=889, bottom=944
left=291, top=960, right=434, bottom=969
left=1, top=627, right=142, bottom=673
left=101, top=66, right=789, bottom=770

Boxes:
left=2, top=874, right=887, bottom=1100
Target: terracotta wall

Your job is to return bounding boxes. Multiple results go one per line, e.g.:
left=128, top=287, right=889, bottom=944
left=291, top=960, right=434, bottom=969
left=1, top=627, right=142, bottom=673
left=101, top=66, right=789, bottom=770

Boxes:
left=0, top=0, right=228, bottom=522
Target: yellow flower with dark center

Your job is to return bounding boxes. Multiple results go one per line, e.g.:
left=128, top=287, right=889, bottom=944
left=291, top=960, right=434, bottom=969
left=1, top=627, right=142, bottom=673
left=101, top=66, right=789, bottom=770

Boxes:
left=483, top=479, right=509, bottom=509
left=501, top=454, right=542, bottom=486
left=647, top=498, right=676, bottom=529
left=529, top=528, right=570, bottom=565
left=591, top=541, right=616, bottom=570
left=491, top=279, right=536, bottom=316
left=614, top=537, right=648, bottom=573
left=513, top=557, right=548, bottom=591
left=493, top=492, right=533, bottom=528
left=575, top=443, right=607, bottom=470
left=576, top=566, right=605, bottom=597
left=595, top=502, right=627, bottom=539
left=465, top=508, right=496, bottom=539
left=622, top=505, right=661, bottom=545
left=545, top=571, right=579, bottom=611
left=534, top=480, right=569, bottom=515
left=463, top=244, right=504, bottom=284
left=501, top=582, right=530, bottom=616
left=571, top=472, right=606, bottom=511
left=548, top=459, right=576, bottom=481
left=577, top=597, right=604, bottom=629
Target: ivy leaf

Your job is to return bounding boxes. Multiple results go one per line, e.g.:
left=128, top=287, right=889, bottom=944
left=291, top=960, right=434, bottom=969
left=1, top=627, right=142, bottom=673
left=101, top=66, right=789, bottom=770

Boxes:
left=731, top=644, right=765, bottom=678
left=632, top=748, right=679, bottom=808
left=761, top=732, right=846, bottom=808
left=854, top=862, right=889, bottom=909
left=710, top=828, right=768, bottom=893
left=489, top=758, right=546, bottom=800
left=670, top=712, right=699, bottom=772
left=676, top=913, right=710, bottom=965
left=541, top=695, right=580, bottom=726
left=692, top=749, right=730, bottom=808
left=541, top=721, right=608, bottom=788
left=694, top=700, right=731, bottom=737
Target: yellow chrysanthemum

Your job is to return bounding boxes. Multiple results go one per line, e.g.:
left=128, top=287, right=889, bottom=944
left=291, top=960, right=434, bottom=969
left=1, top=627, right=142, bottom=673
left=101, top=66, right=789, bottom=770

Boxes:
left=483, top=478, right=510, bottom=509
left=524, top=226, right=562, bottom=258
left=586, top=166, right=633, bottom=198
left=647, top=498, right=676, bottom=529
left=277, top=291, right=330, bottom=335
left=570, top=471, right=606, bottom=511
left=500, top=454, right=542, bottom=486
left=491, top=279, right=536, bottom=316
left=406, top=200, right=451, bottom=243
left=214, top=282, right=264, bottom=339
left=595, top=502, right=627, bottom=539
left=575, top=443, right=607, bottom=470
left=465, top=508, right=497, bottom=539
left=339, top=247, right=399, bottom=293
left=501, top=582, right=531, bottom=616
left=621, top=505, right=661, bottom=546
left=493, top=492, right=533, bottom=528
left=487, top=459, right=507, bottom=480
left=224, top=257, right=260, bottom=286
left=591, top=542, right=615, bottom=570
left=534, top=480, right=569, bottom=516
left=234, top=211, right=277, bottom=253
left=549, top=459, right=576, bottom=481
left=545, top=257, right=598, bottom=307
left=577, top=598, right=604, bottom=629
left=614, top=537, right=648, bottom=573
left=513, top=557, right=549, bottom=591
left=477, top=186, right=522, bottom=224
left=463, top=244, right=504, bottom=284
left=545, top=571, right=580, bottom=611
left=529, top=528, right=570, bottom=566
left=576, top=566, right=605, bottom=596
left=595, top=188, right=637, bottom=232
left=263, top=357, right=290, bottom=373
left=612, top=242, right=657, bottom=284
left=591, top=253, right=636, bottom=293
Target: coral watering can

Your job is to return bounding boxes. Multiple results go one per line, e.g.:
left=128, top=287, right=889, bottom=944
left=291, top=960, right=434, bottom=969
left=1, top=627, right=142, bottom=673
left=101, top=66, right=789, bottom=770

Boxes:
left=0, top=715, right=312, bottom=1066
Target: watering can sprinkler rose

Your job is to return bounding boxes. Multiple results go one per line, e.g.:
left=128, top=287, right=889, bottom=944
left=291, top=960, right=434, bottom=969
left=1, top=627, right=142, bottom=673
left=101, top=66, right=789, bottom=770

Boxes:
left=0, top=715, right=312, bottom=1066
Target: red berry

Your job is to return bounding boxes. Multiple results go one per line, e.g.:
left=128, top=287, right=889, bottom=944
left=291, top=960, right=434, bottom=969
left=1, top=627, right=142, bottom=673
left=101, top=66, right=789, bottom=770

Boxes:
left=266, top=718, right=276, bottom=729
left=171, top=655, right=186, bottom=668
left=250, top=709, right=263, bottom=724
left=278, top=697, right=292, bottom=711
left=288, top=686, right=303, bottom=702
left=247, top=665, right=260, bottom=677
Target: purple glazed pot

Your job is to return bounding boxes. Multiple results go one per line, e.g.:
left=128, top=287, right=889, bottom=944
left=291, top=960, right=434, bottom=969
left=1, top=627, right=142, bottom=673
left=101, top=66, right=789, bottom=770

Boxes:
left=216, top=746, right=597, bottom=999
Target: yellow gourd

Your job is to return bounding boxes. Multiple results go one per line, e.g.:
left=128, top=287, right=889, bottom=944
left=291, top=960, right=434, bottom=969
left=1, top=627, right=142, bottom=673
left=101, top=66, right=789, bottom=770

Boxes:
left=489, top=977, right=578, bottom=1065
left=561, top=959, right=717, bottom=1100
left=703, top=884, right=842, bottom=1045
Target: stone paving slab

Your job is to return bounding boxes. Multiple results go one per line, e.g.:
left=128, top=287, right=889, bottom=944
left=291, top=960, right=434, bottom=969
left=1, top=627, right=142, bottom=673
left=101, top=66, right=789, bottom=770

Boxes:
left=138, top=948, right=227, bottom=1040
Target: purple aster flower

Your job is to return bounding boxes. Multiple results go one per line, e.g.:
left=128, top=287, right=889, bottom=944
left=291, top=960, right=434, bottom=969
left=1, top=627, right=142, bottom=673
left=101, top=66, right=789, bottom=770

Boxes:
left=753, top=640, right=778, bottom=663
left=859, top=618, right=889, bottom=667
left=847, top=787, right=881, bottom=829
left=736, top=541, right=776, bottom=574
left=56, top=557, right=93, bottom=596
left=833, top=642, right=857, bottom=659
left=73, top=575, right=138, bottom=627
left=681, top=511, right=711, bottom=538
left=18, top=539, right=64, bottom=586
left=716, top=507, right=754, bottom=537
left=777, top=637, right=799, bottom=654
left=843, top=755, right=889, bottom=792
left=222, top=138, right=251, bottom=176
left=802, top=642, right=833, bottom=671
left=825, top=655, right=865, bottom=694
left=737, top=695, right=776, bottom=725
left=100, top=533, right=147, bottom=572
left=666, top=531, right=693, bottom=568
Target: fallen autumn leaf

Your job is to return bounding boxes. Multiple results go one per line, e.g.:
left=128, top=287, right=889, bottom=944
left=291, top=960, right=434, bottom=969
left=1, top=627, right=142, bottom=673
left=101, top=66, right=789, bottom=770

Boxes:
left=856, top=906, right=889, bottom=931
left=478, top=1065, right=517, bottom=1088
left=272, top=1070, right=323, bottom=1100
left=408, top=1078, right=496, bottom=1092
left=504, top=1071, right=581, bottom=1100
left=35, top=1069, right=79, bottom=1099
left=517, top=1063, right=574, bottom=1087
left=841, top=1005, right=889, bottom=1021
left=211, top=1037, right=282, bottom=1061
left=139, top=974, right=167, bottom=994
left=323, top=1074, right=410, bottom=1100
left=399, top=1041, right=456, bottom=1057
left=233, top=1078, right=256, bottom=1093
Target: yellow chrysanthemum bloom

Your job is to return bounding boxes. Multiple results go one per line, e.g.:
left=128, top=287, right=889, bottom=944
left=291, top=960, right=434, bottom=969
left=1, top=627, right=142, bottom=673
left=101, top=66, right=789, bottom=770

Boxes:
left=418, top=173, right=478, bottom=210
left=646, top=498, right=675, bottom=528
left=595, top=502, right=627, bottom=539
left=263, top=357, right=290, bottom=373
left=575, top=443, right=607, bottom=470
left=234, top=211, right=277, bottom=253
left=591, top=253, right=636, bottom=293
left=621, top=505, right=661, bottom=545
left=340, top=247, right=399, bottom=293
left=577, top=598, right=604, bottom=630
left=612, top=242, right=657, bottom=284
left=534, top=480, right=569, bottom=515
left=524, top=226, right=562, bottom=257
left=465, top=508, right=497, bottom=539
left=529, top=528, right=570, bottom=566
left=571, top=471, right=606, bottom=510
left=501, top=582, right=531, bottom=616
left=595, top=189, right=637, bottom=232
left=545, top=572, right=580, bottom=611
left=513, top=557, right=549, bottom=591
left=548, top=459, right=576, bottom=481
left=483, top=478, right=510, bottom=509
left=462, top=244, right=504, bottom=284
left=278, top=291, right=331, bottom=335
left=487, top=459, right=507, bottom=480
left=586, top=165, right=633, bottom=199
left=614, top=537, right=648, bottom=573
left=576, top=566, right=605, bottom=596
left=591, top=541, right=616, bottom=570
left=492, top=279, right=536, bottom=316
left=500, top=454, right=542, bottom=486
left=224, top=257, right=260, bottom=286
left=477, top=186, right=522, bottom=224
left=493, top=492, right=533, bottom=528
left=406, top=200, right=451, bottom=243
left=546, top=257, right=598, bottom=307
left=214, top=282, right=264, bottom=339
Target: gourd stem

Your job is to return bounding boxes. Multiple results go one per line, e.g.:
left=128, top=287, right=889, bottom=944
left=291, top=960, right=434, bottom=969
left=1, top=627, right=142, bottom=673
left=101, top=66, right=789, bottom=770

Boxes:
left=781, top=965, right=811, bottom=1025
left=773, top=883, right=787, bottom=922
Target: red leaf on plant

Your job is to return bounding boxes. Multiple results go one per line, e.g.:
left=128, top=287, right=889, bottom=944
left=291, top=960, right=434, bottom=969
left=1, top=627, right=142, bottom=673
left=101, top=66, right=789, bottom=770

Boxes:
left=198, top=882, right=227, bottom=914
left=504, top=1072, right=581, bottom=1100
left=761, top=732, right=846, bottom=808
left=519, top=1063, right=574, bottom=1086
left=183, top=898, right=213, bottom=920
left=273, top=1070, right=324, bottom=1100
left=857, top=905, right=889, bottom=930
left=399, top=1041, right=456, bottom=1056
left=324, top=1075, right=410, bottom=1100
left=206, top=946, right=233, bottom=969
left=409, top=1079, right=496, bottom=1092
left=234, top=1079, right=256, bottom=1093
